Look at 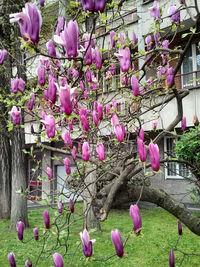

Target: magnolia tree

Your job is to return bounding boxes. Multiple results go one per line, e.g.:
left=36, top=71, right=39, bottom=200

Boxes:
left=3, top=0, right=200, bottom=266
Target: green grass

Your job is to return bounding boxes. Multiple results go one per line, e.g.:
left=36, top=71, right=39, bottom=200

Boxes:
left=1, top=204, right=200, bottom=267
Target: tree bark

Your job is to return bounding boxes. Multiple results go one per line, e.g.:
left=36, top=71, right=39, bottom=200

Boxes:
left=7, top=0, right=29, bottom=229
left=0, top=121, right=11, bottom=219
left=82, top=169, right=101, bottom=231
left=10, top=127, right=28, bottom=228
left=112, top=185, right=200, bottom=236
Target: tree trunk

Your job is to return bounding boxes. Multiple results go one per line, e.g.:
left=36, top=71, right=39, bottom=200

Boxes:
left=83, top=169, right=101, bottom=231
left=0, top=123, right=11, bottom=219
left=10, top=127, right=28, bottom=228
left=7, top=0, right=29, bottom=229
left=112, top=184, right=200, bottom=236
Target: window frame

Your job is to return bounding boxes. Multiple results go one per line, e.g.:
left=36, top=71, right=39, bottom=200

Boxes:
left=181, top=43, right=200, bottom=89
left=28, top=156, right=42, bottom=201
left=164, top=136, right=190, bottom=180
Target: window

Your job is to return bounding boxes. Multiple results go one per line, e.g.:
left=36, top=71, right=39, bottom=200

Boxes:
left=56, top=165, right=82, bottom=202
left=182, top=43, right=200, bottom=88
left=103, top=67, right=121, bottom=93
left=28, top=158, right=42, bottom=200
left=164, top=136, right=190, bottom=179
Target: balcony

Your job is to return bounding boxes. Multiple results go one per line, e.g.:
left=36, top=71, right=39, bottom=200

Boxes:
left=174, top=70, right=200, bottom=90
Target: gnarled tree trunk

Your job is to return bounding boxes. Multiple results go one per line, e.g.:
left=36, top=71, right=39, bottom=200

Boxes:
left=113, top=184, right=200, bottom=236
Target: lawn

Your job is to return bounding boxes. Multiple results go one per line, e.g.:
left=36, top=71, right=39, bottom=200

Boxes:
left=1, top=204, right=200, bottom=267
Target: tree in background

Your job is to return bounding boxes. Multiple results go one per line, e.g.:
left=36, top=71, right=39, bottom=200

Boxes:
left=0, top=0, right=28, bottom=227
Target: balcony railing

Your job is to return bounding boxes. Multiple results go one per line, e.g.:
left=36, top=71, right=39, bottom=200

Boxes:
left=174, top=70, right=200, bottom=90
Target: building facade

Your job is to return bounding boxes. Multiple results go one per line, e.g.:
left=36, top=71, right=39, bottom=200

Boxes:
left=24, top=0, right=200, bottom=206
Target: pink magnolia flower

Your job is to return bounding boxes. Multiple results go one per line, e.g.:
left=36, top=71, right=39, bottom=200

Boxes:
left=106, top=105, right=110, bottom=115
left=68, top=119, right=73, bottom=131
left=43, top=210, right=50, bottom=229
left=54, top=20, right=79, bottom=58
left=81, top=0, right=106, bottom=13
left=48, top=74, right=57, bottom=104
left=111, top=114, right=119, bottom=127
left=44, top=89, right=49, bottom=101
left=129, top=204, right=142, bottom=234
left=152, top=120, right=157, bottom=130
left=72, top=148, right=77, bottom=161
left=178, top=220, right=182, bottom=235
left=132, top=32, right=138, bottom=45
left=168, top=5, right=180, bottom=24
left=58, top=84, right=73, bottom=115
left=166, top=67, right=174, bottom=88
left=33, top=227, right=39, bottom=241
left=37, top=65, right=45, bottom=86
left=8, top=252, right=16, bottom=267
left=93, top=48, right=102, bottom=70
left=93, top=110, right=99, bottom=126
left=27, top=93, right=35, bottom=111
left=46, top=167, right=53, bottom=180
left=52, top=253, right=64, bottom=267
left=10, top=106, right=21, bottom=125
left=62, top=130, right=73, bottom=148
left=137, top=138, right=147, bottom=162
left=149, top=142, right=160, bottom=171
left=98, top=104, right=103, bottom=120
left=69, top=199, right=74, bottom=213
left=72, top=69, right=79, bottom=79
left=58, top=201, right=63, bottom=214
left=114, top=125, right=124, bottom=143
left=181, top=116, right=186, bottom=131
left=63, top=157, right=71, bottom=174
left=145, top=35, right=152, bottom=51
left=154, top=32, right=161, bottom=46
left=162, top=40, right=169, bottom=55
left=25, top=259, right=32, bottom=267
left=0, top=49, right=7, bottom=65
left=82, top=142, right=90, bottom=162
left=16, top=221, right=25, bottom=241
left=84, top=45, right=93, bottom=65
left=111, top=229, right=124, bottom=258
left=149, top=1, right=160, bottom=20
left=131, top=75, right=139, bottom=97
left=80, top=229, right=96, bottom=257
left=96, top=143, right=105, bottom=161
left=42, top=113, right=55, bottom=138
left=84, top=90, right=88, bottom=100
left=11, top=77, right=25, bottom=94
left=121, top=74, right=129, bottom=86
left=118, top=33, right=125, bottom=45
left=46, top=39, right=57, bottom=58
left=80, top=115, right=90, bottom=131
left=139, top=128, right=144, bottom=141
left=169, top=250, right=175, bottom=267
left=9, top=3, right=42, bottom=44
left=121, top=123, right=126, bottom=137
left=56, top=17, right=65, bottom=36
left=86, top=69, right=92, bottom=82
left=80, top=80, right=85, bottom=91
left=110, top=30, right=117, bottom=47
left=39, top=0, right=45, bottom=7
left=117, top=47, right=130, bottom=72
left=112, top=100, right=117, bottom=109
